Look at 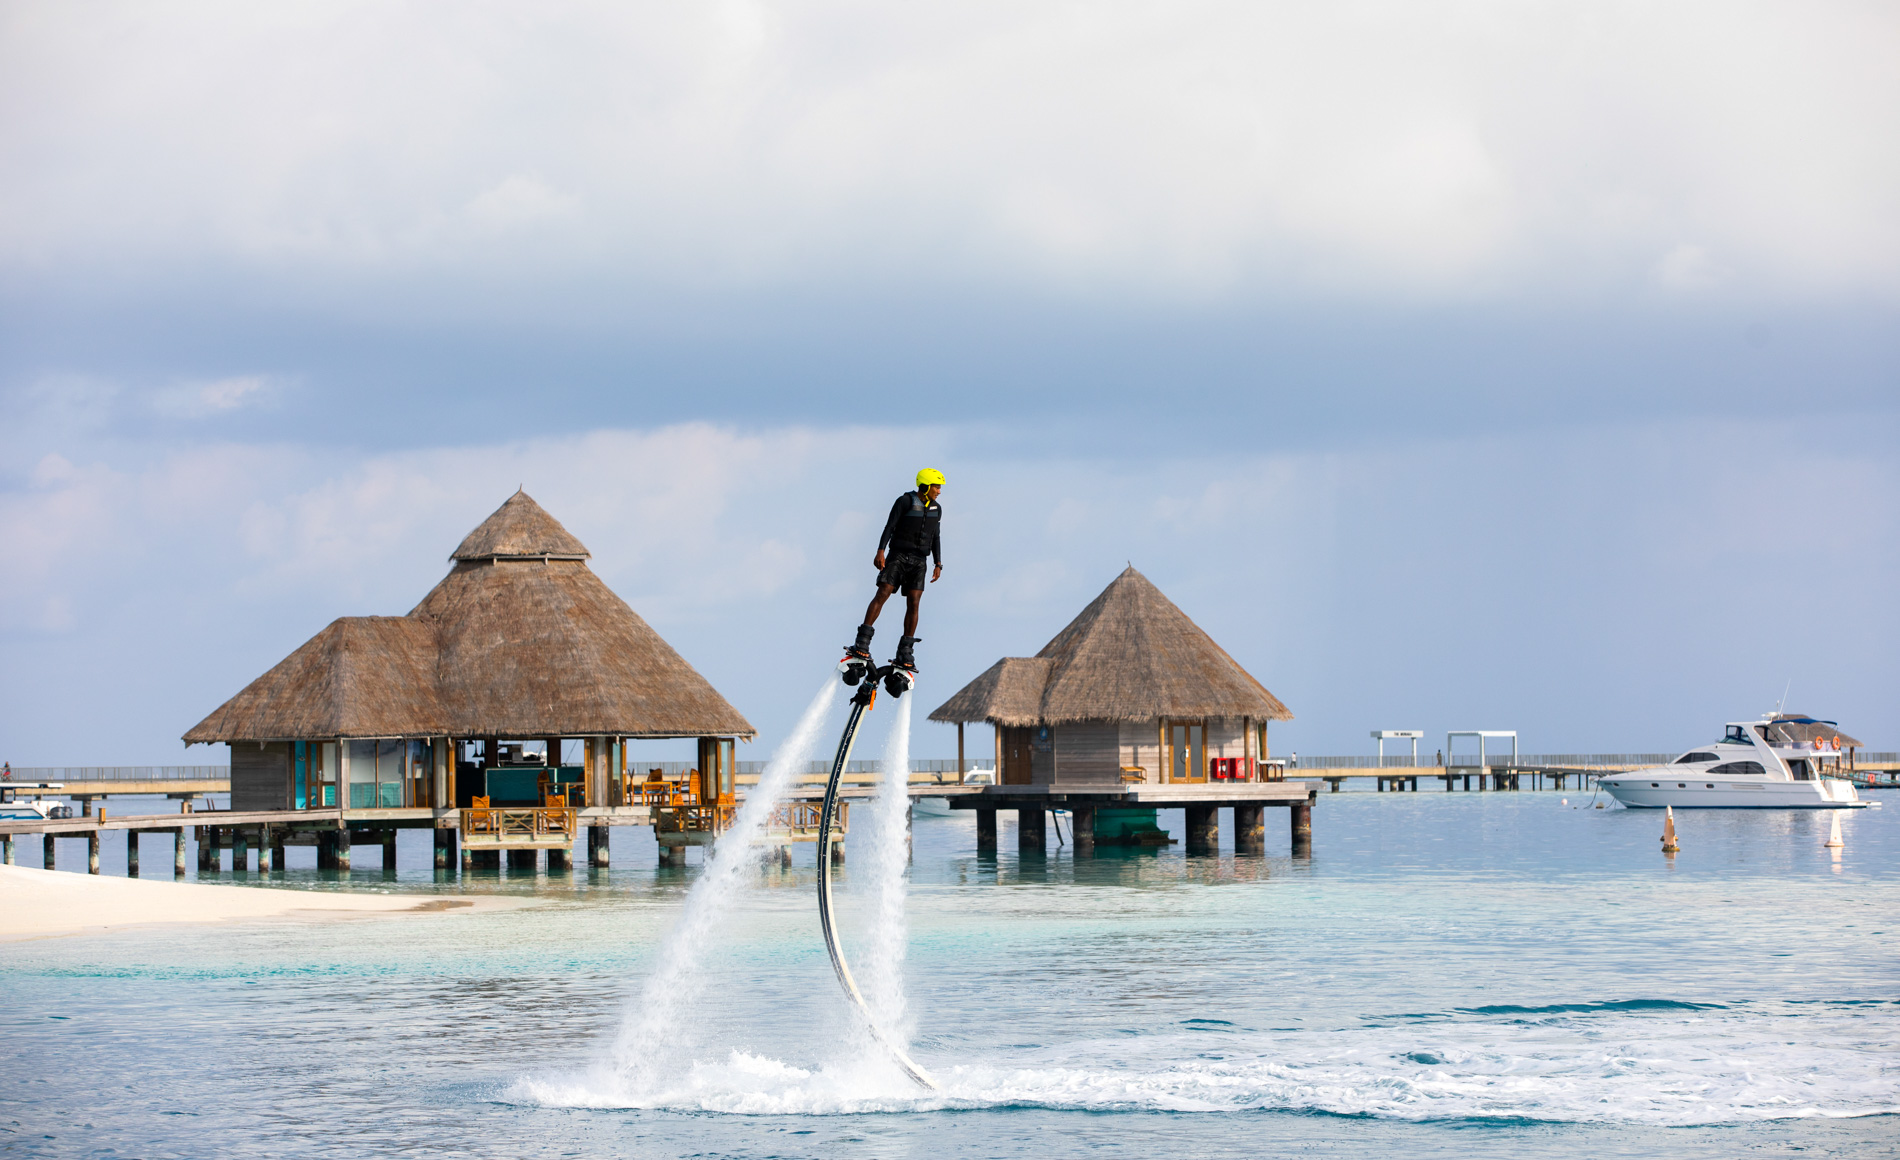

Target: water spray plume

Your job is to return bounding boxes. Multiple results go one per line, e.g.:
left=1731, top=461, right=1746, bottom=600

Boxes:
left=607, top=676, right=841, bottom=1093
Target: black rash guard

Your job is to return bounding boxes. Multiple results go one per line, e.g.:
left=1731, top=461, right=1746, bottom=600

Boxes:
left=878, top=491, right=942, bottom=565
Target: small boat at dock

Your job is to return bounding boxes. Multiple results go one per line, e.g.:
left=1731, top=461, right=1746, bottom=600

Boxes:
left=1600, top=716, right=1866, bottom=809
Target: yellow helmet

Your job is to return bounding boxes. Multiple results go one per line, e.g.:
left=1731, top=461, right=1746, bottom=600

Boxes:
left=916, top=468, right=946, bottom=487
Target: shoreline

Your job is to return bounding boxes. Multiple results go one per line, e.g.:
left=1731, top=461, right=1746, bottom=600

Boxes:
left=0, top=864, right=523, bottom=942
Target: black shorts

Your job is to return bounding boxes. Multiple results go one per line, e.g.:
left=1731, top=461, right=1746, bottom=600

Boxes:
left=877, top=552, right=930, bottom=593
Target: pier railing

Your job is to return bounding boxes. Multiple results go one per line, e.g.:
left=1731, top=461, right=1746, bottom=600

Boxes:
left=5, top=766, right=230, bottom=782
left=1285, top=754, right=1678, bottom=770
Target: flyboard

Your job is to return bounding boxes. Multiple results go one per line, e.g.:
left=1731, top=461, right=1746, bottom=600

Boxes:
left=816, top=653, right=937, bottom=1091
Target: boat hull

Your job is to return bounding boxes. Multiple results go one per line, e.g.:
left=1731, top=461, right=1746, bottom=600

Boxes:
left=1602, top=775, right=1864, bottom=809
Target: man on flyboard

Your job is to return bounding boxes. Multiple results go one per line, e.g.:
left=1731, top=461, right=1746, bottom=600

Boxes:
left=842, top=469, right=943, bottom=686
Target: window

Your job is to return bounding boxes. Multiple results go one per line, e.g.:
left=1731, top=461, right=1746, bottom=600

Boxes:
left=1708, top=761, right=1766, bottom=777
left=1675, top=752, right=1719, bottom=764
left=1723, top=726, right=1751, bottom=745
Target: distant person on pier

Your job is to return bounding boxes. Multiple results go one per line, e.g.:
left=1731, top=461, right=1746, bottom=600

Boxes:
left=844, top=469, right=944, bottom=674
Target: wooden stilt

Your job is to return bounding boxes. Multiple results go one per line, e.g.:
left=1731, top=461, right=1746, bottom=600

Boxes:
left=433, top=828, right=450, bottom=870
left=829, top=838, right=845, bottom=865
left=1071, top=804, right=1095, bottom=856
left=44, top=832, right=56, bottom=870
left=507, top=848, right=537, bottom=871
left=335, top=828, right=351, bottom=873
left=126, top=830, right=140, bottom=877
left=381, top=828, right=397, bottom=873
left=233, top=829, right=249, bottom=873
left=548, top=846, right=571, bottom=872
left=2, top=834, right=13, bottom=866
left=269, top=829, right=285, bottom=872
left=197, top=827, right=212, bottom=871
left=778, top=845, right=792, bottom=868
left=174, top=828, right=186, bottom=877
left=976, top=807, right=997, bottom=854
left=460, top=834, right=473, bottom=873
left=88, top=829, right=101, bottom=875
left=1234, top=804, right=1265, bottom=855
left=590, top=824, right=610, bottom=868
left=1185, top=805, right=1218, bottom=854
left=1018, top=807, right=1046, bottom=854
left=1290, top=800, right=1312, bottom=857
left=257, top=828, right=273, bottom=873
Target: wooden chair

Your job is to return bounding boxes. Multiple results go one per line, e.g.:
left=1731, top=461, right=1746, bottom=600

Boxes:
left=1120, top=766, right=1146, bottom=785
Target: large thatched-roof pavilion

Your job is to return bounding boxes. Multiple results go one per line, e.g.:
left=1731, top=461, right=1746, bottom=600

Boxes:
left=930, top=567, right=1310, bottom=856
left=185, top=491, right=753, bottom=845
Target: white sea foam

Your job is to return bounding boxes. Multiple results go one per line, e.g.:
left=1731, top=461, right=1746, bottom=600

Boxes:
left=518, top=1002, right=1900, bottom=1124
left=596, top=676, right=839, bottom=1094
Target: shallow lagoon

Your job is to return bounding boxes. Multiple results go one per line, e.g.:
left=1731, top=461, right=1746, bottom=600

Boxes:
left=4, top=790, right=1896, bottom=1158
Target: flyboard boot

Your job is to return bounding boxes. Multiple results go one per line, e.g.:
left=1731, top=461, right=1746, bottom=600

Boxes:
left=839, top=624, right=875, bottom=686
left=884, top=635, right=920, bottom=698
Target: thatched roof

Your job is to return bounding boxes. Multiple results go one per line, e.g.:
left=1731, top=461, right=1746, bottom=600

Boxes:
left=185, top=492, right=754, bottom=742
left=929, top=566, right=1292, bottom=727
left=452, top=488, right=589, bottom=561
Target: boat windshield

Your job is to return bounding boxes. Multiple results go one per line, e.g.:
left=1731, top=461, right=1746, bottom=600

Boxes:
left=1674, top=751, right=1719, bottom=764
left=1722, top=725, right=1753, bottom=745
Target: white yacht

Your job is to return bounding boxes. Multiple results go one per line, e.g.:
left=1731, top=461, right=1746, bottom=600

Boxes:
left=1600, top=717, right=1866, bottom=809
left=0, top=782, right=72, bottom=821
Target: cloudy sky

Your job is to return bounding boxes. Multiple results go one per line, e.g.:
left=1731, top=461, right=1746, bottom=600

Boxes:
left=2, top=0, right=1895, bottom=764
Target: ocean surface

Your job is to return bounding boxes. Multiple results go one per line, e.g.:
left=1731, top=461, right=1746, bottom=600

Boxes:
left=4, top=780, right=1896, bottom=1158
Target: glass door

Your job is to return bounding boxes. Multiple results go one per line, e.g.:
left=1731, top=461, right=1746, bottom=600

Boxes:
left=1168, top=721, right=1205, bottom=783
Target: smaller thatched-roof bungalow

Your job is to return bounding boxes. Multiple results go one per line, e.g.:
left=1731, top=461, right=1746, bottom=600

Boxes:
left=185, top=491, right=754, bottom=815
left=931, top=567, right=1292, bottom=788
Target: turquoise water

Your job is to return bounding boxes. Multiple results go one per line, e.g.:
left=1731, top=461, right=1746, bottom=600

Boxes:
left=4, top=789, right=1896, bottom=1158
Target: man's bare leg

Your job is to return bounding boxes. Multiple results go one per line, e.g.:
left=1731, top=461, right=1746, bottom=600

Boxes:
left=863, top=583, right=898, bottom=626
left=902, top=590, right=923, bottom=637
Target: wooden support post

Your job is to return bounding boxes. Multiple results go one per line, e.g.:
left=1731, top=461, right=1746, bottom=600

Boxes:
left=1290, top=800, right=1312, bottom=857
left=335, top=828, right=351, bottom=873
left=548, top=846, right=571, bottom=872
left=976, top=807, right=997, bottom=854
left=174, top=828, right=186, bottom=877
left=126, top=830, right=140, bottom=877
left=433, top=828, right=449, bottom=870
left=590, top=825, right=610, bottom=868
left=957, top=723, right=965, bottom=779
left=1018, top=807, right=1045, bottom=854
left=1071, top=804, right=1095, bottom=856
left=777, top=846, right=792, bottom=868
left=829, top=838, right=846, bottom=865
left=44, top=832, right=56, bottom=870
left=460, top=835, right=474, bottom=873
left=270, top=829, right=285, bottom=872
left=232, top=828, right=249, bottom=873
left=382, top=828, right=397, bottom=873
left=88, top=829, right=101, bottom=875
left=2, top=834, right=12, bottom=865
left=1234, top=804, right=1265, bottom=855
left=507, top=848, right=538, bottom=871
left=257, top=828, right=273, bottom=874
left=1185, top=805, right=1218, bottom=854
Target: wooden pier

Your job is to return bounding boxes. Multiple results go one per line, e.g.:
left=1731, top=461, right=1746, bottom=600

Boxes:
left=952, top=782, right=1317, bottom=856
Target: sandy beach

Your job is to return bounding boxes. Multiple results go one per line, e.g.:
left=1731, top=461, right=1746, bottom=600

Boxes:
left=0, top=864, right=517, bottom=941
